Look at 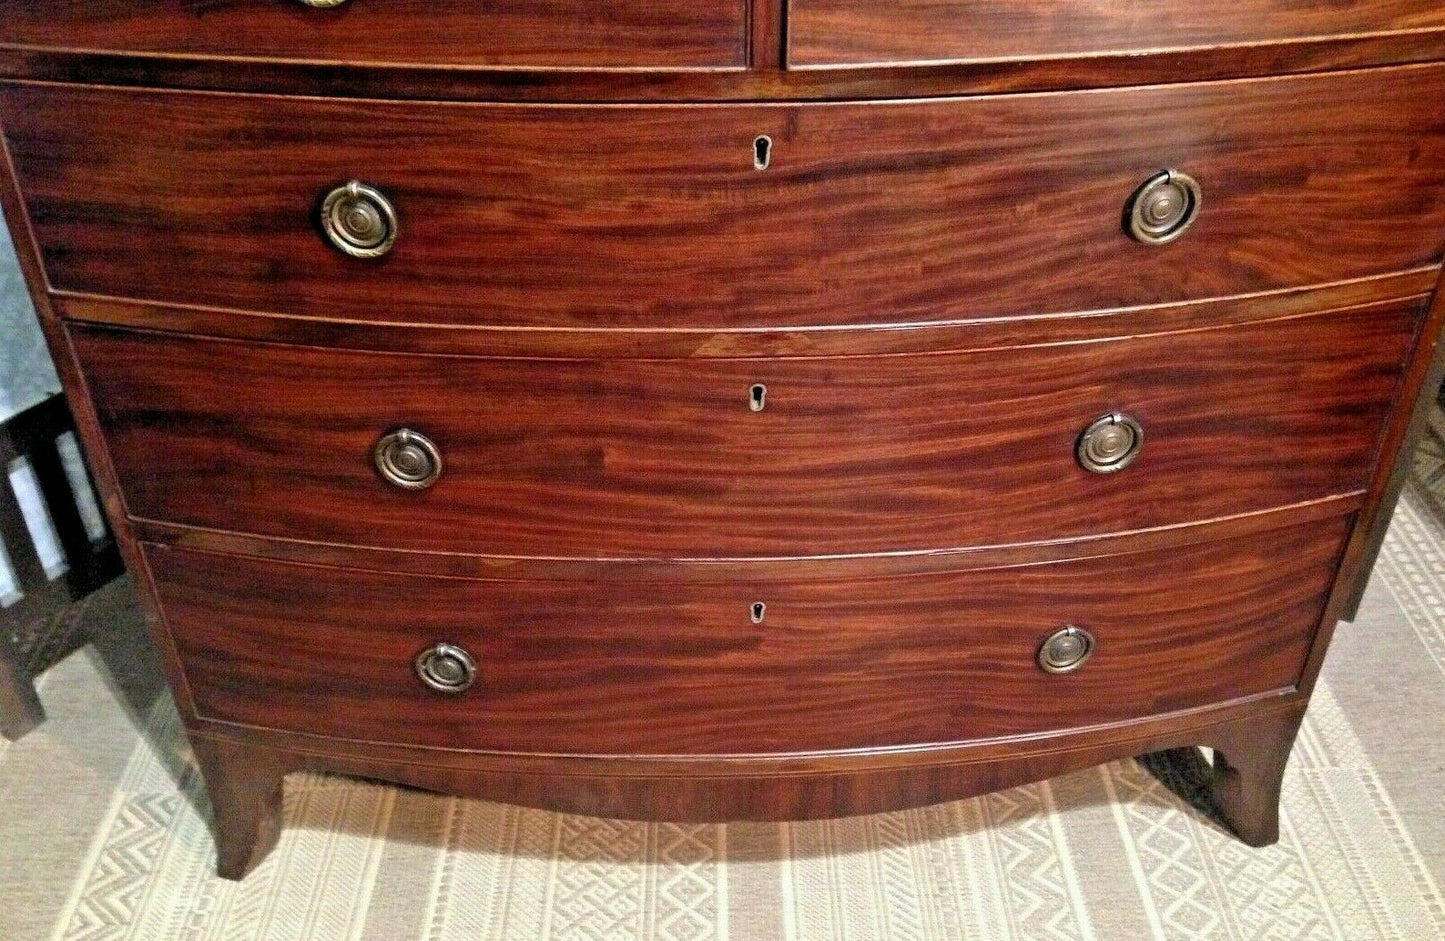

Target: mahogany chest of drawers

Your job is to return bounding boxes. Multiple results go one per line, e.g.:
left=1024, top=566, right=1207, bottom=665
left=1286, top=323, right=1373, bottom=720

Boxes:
left=3, top=0, right=1444, bottom=881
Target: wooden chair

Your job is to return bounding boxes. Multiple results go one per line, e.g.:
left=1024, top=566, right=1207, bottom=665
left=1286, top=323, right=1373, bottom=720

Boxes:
left=0, top=395, right=123, bottom=739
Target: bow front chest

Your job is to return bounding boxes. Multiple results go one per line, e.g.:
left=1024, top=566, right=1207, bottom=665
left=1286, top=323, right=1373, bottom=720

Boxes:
left=3, top=0, right=1444, bottom=880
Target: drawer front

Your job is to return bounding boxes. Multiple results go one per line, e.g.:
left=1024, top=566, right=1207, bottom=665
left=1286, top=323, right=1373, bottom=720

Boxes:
left=147, top=516, right=1348, bottom=755
left=8, top=67, right=1445, bottom=330
left=0, top=1, right=746, bottom=70
left=72, top=301, right=1417, bottom=559
left=787, top=0, right=1445, bottom=67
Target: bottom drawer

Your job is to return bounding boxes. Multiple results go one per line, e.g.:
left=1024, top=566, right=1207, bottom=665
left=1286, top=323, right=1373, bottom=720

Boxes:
left=147, top=517, right=1348, bottom=756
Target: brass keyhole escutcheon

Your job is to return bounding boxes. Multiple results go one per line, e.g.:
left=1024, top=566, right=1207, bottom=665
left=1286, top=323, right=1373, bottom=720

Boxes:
left=751, top=602, right=766, bottom=624
left=749, top=384, right=767, bottom=412
left=753, top=135, right=773, bottom=171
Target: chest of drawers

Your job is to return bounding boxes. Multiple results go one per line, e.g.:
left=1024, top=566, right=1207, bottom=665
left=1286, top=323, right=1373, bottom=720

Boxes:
left=3, top=0, right=1444, bottom=881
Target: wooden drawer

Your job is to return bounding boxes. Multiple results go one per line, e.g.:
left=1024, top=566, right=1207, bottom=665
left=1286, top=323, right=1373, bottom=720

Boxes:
left=787, top=0, right=1445, bottom=68
left=0, top=0, right=746, bottom=70
left=8, top=66, right=1445, bottom=330
left=146, top=515, right=1348, bottom=755
left=71, top=300, right=1419, bottom=559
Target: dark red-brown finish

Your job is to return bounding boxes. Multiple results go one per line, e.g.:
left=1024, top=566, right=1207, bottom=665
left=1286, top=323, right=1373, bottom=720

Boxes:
left=3, top=0, right=1444, bottom=884
left=147, top=515, right=1345, bottom=755
left=43, top=269, right=1445, bottom=360
left=0, top=0, right=747, bottom=69
left=189, top=699, right=1307, bottom=879
left=8, top=35, right=1445, bottom=102
left=787, top=0, right=1445, bottom=67
left=70, top=302, right=1419, bottom=559
left=6, top=68, right=1445, bottom=330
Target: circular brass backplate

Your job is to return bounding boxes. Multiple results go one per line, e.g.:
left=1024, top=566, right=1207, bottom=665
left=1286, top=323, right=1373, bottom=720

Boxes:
left=415, top=643, right=478, bottom=693
left=374, top=428, right=443, bottom=490
left=320, top=180, right=397, bottom=259
left=1037, top=625, right=1095, bottom=674
left=1125, top=170, right=1202, bottom=245
left=1076, top=412, right=1144, bottom=474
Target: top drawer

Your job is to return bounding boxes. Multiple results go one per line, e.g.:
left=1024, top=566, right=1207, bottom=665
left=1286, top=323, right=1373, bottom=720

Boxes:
left=787, top=0, right=1445, bottom=68
left=0, top=0, right=747, bottom=70
left=5, top=66, right=1445, bottom=330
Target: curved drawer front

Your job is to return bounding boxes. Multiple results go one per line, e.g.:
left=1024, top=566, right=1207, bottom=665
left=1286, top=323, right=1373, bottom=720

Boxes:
left=787, top=0, right=1445, bottom=67
left=0, top=1, right=746, bottom=69
left=146, top=516, right=1348, bottom=755
left=7, top=66, right=1445, bottom=329
left=72, top=300, right=1418, bottom=559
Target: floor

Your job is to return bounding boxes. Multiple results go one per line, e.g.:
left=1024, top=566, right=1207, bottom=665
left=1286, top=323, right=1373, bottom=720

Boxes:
left=1, top=428, right=1443, bottom=940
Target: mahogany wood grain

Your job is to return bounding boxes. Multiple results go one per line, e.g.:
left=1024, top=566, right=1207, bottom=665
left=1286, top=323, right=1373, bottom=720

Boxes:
left=132, top=495, right=1365, bottom=585
left=190, top=736, right=285, bottom=882
left=7, top=67, right=1445, bottom=330
left=71, top=303, right=1419, bottom=559
left=1333, top=287, right=1445, bottom=626
left=0, top=0, right=747, bottom=70
left=0, top=107, right=205, bottom=726
left=7, top=33, right=1445, bottom=103
left=194, top=700, right=1309, bottom=877
left=749, top=0, right=785, bottom=71
left=50, top=271, right=1440, bottom=360
left=787, top=0, right=1445, bottom=67
left=1204, top=706, right=1307, bottom=847
left=146, top=515, right=1346, bottom=756
left=1, top=1, right=1440, bottom=884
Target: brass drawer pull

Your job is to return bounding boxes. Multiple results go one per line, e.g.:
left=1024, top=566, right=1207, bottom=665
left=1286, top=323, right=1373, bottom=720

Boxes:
left=415, top=643, right=477, bottom=694
left=1125, top=170, right=1201, bottom=244
left=374, top=428, right=443, bottom=490
left=1076, top=412, right=1143, bottom=474
left=1037, top=626, right=1095, bottom=674
left=319, top=180, right=397, bottom=258
left=296, top=0, right=351, bottom=8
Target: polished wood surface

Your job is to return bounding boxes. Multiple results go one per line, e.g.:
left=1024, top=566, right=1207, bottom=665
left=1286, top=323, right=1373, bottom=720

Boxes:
left=7, top=67, right=1445, bottom=330
left=51, top=270, right=1441, bottom=360
left=3, top=0, right=1443, bottom=882
left=147, top=515, right=1345, bottom=755
left=8, top=33, right=1445, bottom=102
left=133, top=495, right=1364, bottom=585
left=72, top=302, right=1417, bottom=559
left=189, top=701, right=1309, bottom=868
left=788, top=0, right=1445, bottom=67
left=0, top=0, right=748, bottom=70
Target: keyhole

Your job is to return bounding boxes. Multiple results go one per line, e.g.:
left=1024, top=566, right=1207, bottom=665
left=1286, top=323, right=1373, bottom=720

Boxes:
left=751, top=602, right=766, bottom=624
left=749, top=384, right=767, bottom=412
left=753, top=135, right=772, bottom=171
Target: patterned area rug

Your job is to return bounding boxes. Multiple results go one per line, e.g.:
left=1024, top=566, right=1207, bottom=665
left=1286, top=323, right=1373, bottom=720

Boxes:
left=1413, top=402, right=1445, bottom=521
left=2, top=489, right=1444, bottom=939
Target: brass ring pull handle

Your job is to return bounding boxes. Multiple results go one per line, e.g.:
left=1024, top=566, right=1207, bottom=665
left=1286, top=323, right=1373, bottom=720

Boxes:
left=374, top=428, right=442, bottom=490
left=296, top=0, right=351, bottom=8
left=1076, top=412, right=1143, bottom=474
left=1037, top=625, right=1095, bottom=674
left=1125, top=170, right=1201, bottom=244
left=319, top=181, right=397, bottom=258
left=415, top=643, right=477, bottom=694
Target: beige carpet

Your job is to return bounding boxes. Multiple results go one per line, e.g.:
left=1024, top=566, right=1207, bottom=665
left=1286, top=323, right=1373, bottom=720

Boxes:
left=3, top=486, right=1445, bottom=940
